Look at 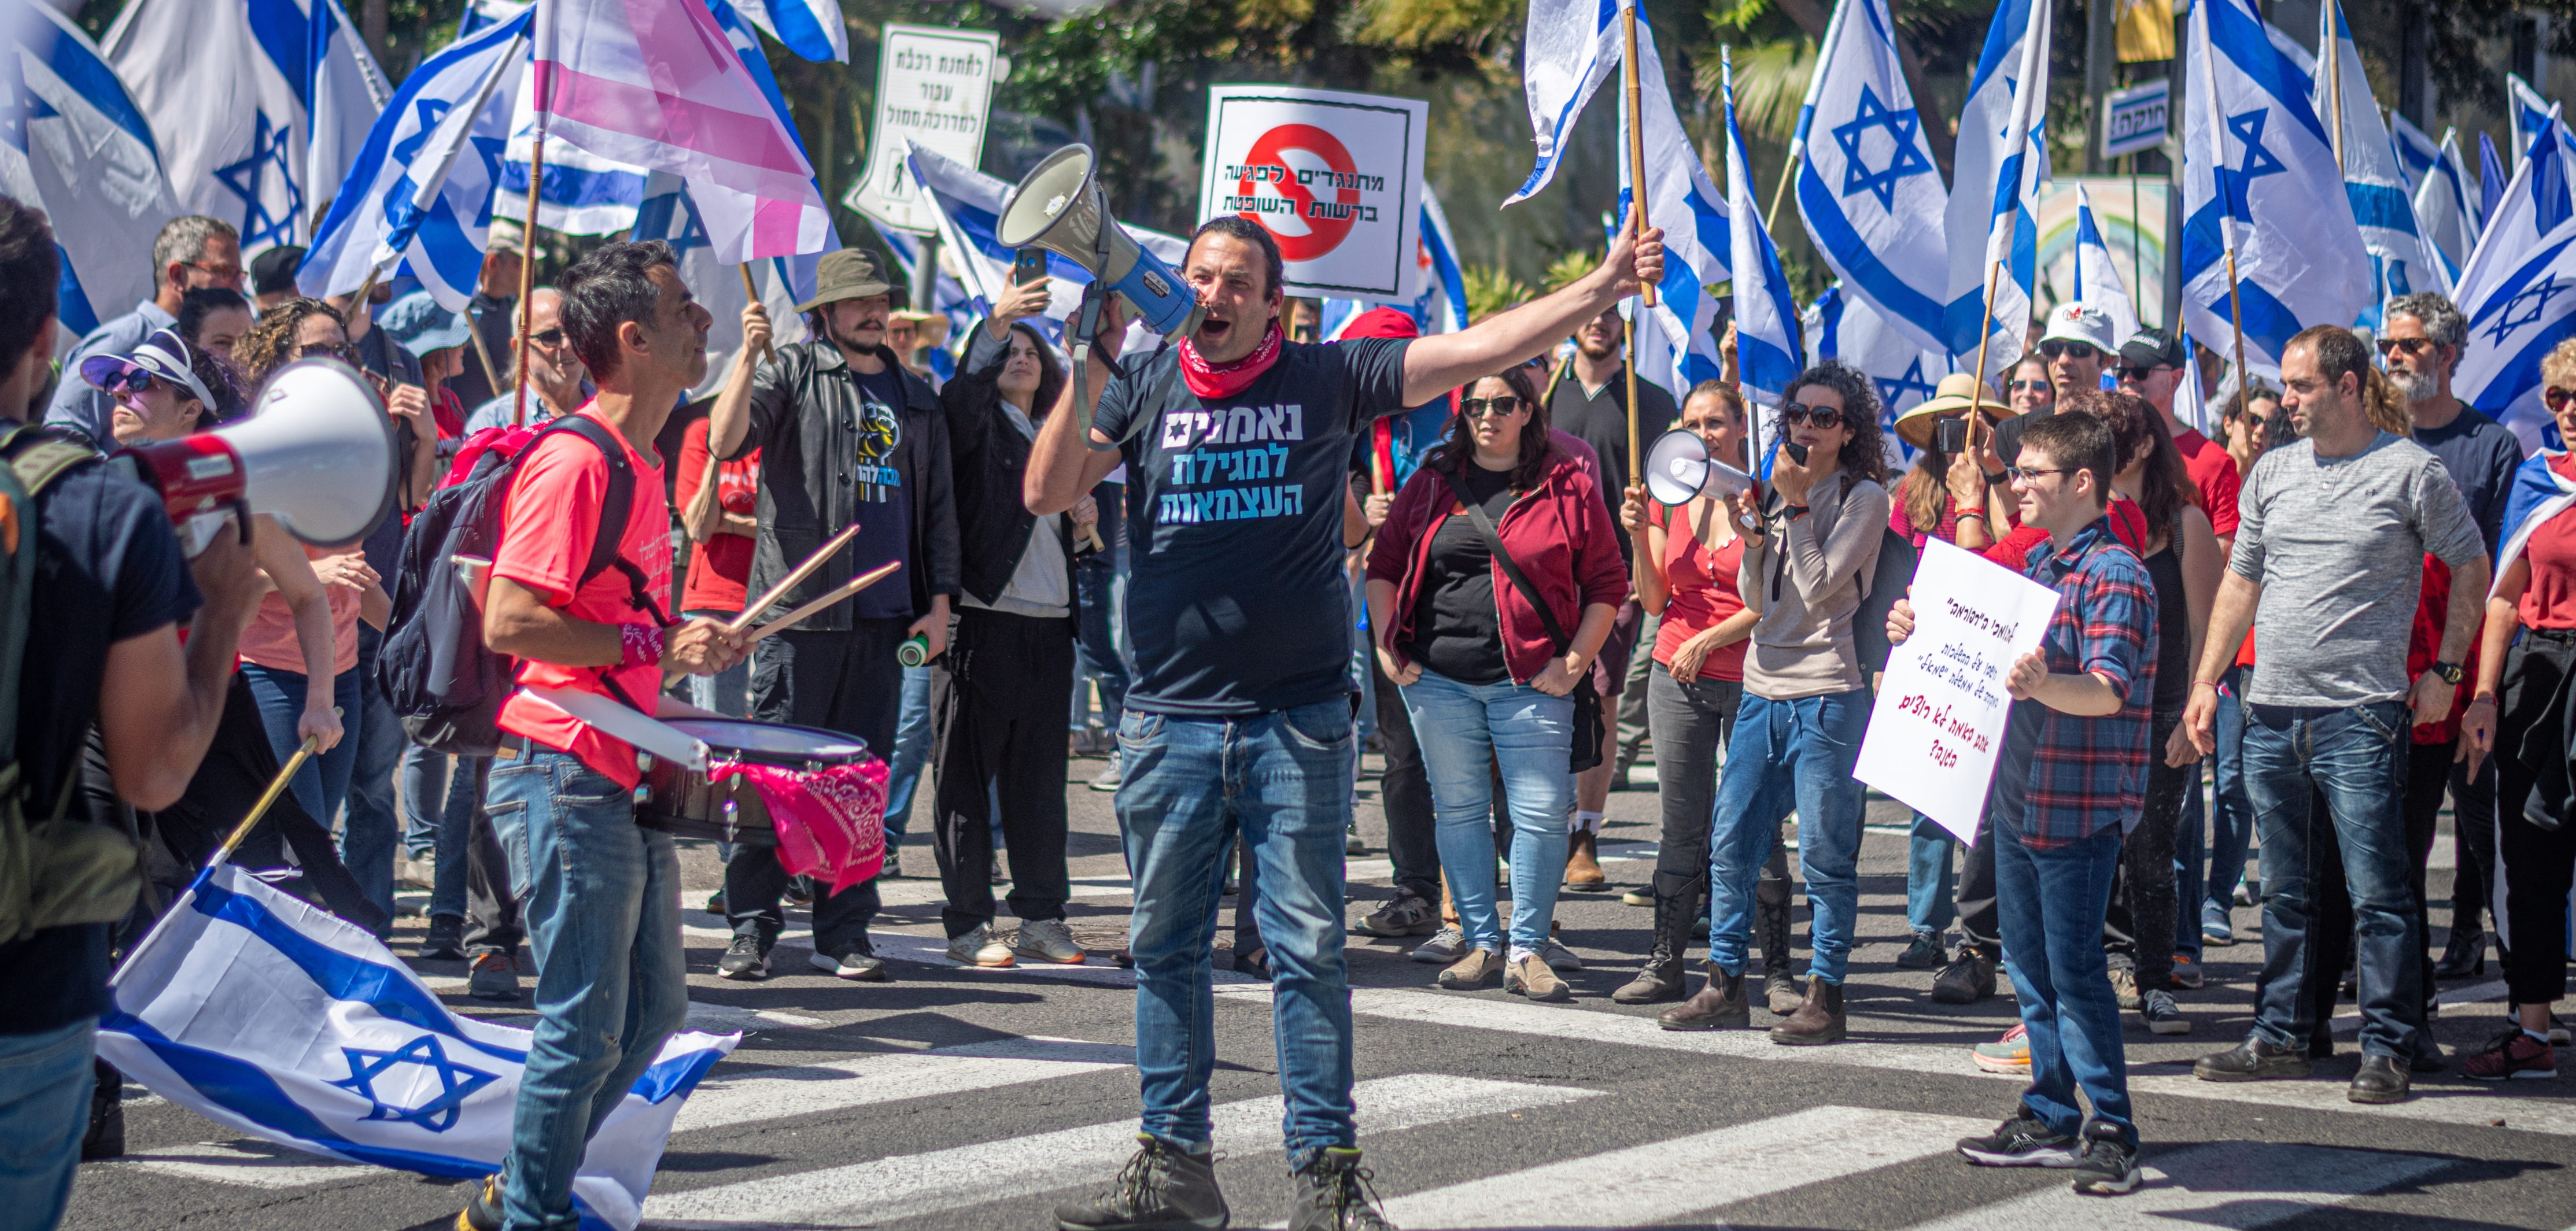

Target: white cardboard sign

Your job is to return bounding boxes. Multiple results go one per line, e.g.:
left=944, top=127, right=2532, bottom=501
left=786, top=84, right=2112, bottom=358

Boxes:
left=1196, top=85, right=1426, bottom=301
left=1854, top=538, right=2063, bottom=843
left=849, top=24, right=1002, bottom=234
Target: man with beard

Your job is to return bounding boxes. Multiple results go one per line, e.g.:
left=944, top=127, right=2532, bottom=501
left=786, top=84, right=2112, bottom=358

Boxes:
left=2383, top=294, right=2523, bottom=551
left=1545, top=305, right=1674, bottom=890
left=706, top=248, right=961, bottom=983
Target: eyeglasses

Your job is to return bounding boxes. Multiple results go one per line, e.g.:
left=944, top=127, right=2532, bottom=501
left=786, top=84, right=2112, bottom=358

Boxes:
left=2038, top=340, right=2101, bottom=361
left=2548, top=387, right=2576, bottom=411
left=1778, top=401, right=1847, bottom=430
left=2006, top=465, right=2073, bottom=482
left=1460, top=395, right=1524, bottom=419
left=2006, top=378, right=2050, bottom=393
left=521, top=327, right=566, bottom=349
left=180, top=260, right=245, bottom=284
left=2376, top=336, right=2436, bottom=356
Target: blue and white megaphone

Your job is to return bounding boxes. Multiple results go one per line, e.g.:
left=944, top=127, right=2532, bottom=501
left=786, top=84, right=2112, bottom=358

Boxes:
left=997, top=144, right=1202, bottom=344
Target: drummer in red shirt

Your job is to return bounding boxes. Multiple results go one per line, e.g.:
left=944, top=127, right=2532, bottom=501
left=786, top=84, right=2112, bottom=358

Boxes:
left=677, top=415, right=759, bottom=716
left=455, top=241, right=747, bottom=1231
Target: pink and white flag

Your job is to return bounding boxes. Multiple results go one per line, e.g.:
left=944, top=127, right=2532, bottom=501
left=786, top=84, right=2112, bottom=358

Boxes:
left=533, top=0, right=829, bottom=260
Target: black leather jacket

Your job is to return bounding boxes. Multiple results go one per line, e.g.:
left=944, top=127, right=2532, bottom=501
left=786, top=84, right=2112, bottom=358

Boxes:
left=720, top=339, right=961, bottom=630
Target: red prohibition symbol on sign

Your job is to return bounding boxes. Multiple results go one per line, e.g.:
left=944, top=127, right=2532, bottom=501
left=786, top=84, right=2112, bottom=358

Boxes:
left=1235, top=124, right=1359, bottom=261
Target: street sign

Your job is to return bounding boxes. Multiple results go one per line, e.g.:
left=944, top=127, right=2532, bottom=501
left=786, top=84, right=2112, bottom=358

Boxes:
left=1197, top=85, right=1427, bottom=301
left=848, top=24, right=1002, bottom=234
left=2102, top=78, right=2170, bottom=160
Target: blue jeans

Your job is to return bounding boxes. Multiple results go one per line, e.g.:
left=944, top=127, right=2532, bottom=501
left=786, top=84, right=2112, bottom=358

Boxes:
left=1072, top=483, right=1129, bottom=733
left=0, top=1019, right=94, bottom=1231
left=484, top=750, right=688, bottom=1231
left=1905, top=813, right=1958, bottom=936
left=881, top=663, right=933, bottom=842
left=2205, top=664, right=2257, bottom=927
left=1994, top=819, right=2132, bottom=1146
left=1708, top=690, right=1870, bottom=984
left=1117, top=701, right=1356, bottom=1167
left=239, top=661, right=363, bottom=838
left=401, top=744, right=484, bottom=921
left=2239, top=700, right=2423, bottom=1060
left=681, top=609, right=750, bottom=717
left=345, top=627, right=404, bottom=929
left=1399, top=670, right=1574, bottom=955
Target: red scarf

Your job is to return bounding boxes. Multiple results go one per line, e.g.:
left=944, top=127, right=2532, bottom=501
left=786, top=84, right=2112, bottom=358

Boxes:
left=1178, top=321, right=1285, bottom=399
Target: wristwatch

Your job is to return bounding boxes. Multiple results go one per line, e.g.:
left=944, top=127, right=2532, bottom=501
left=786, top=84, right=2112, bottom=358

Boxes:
left=2430, top=660, right=2466, bottom=685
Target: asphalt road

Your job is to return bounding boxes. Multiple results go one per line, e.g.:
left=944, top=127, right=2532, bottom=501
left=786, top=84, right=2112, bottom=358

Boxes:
left=64, top=746, right=2576, bottom=1230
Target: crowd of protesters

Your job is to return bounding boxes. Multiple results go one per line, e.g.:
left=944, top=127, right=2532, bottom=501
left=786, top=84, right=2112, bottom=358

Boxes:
left=0, top=195, right=2569, bottom=1231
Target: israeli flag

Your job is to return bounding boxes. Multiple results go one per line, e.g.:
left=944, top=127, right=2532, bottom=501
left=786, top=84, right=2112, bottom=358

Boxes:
left=101, top=0, right=387, bottom=253
left=2481, top=131, right=2511, bottom=235
left=98, top=864, right=735, bottom=1231
left=2316, top=1, right=2445, bottom=313
left=2510, top=73, right=2576, bottom=179
left=1794, top=0, right=1951, bottom=354
left=1508, top=0, right=1623, bottom=205
left=631, top=172, right=811, bottom=404
left=1943, top=0, right=2050, bottom=371
left=2178, top=0, right=2370, bottom=371
left=2411, top=126, right=2480, bottom=282
left=1614, top=12, right=1730, bottom=395
left=1414, top=186, right=1470, bottom=334
left=900, top=139, right=1187, bottom=331
left=2072, top=185, right=2142, bottom=345
left=728, top=0, right=847, bottom=63
left=2455, top=213, right=2576, bottom=452
left=1784, top=0, right=1852, bottom=167
left=1807, top=282, right=1953, bottom=465
left=1724, top=48, right=1804, bottom=422
left=1, top=3, right=177, bottom=350
left=2390, top=113, right=2442, bottom=194
left=2458, top=109, right=2573, bottom=297
left=457, top=0, right=529, bottom=40
left=301, top=14, right=525, bottom=310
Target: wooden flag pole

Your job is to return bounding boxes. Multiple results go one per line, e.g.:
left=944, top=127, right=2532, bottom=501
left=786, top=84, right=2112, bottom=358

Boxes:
left=1969, top=258, right=2004, bottom=402
left=2323, top=1, right=2345, bottom=173
left=1620, top=1, right=1656, bottom=602
left=2223, top=246, right=2253, bottom=423
left=512, top=0, right=549, bottom=428
left=1765, top=148, right=1802, bottom=232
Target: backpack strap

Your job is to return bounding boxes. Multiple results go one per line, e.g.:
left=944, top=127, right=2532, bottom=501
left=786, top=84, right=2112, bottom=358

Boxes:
left=530, top=415, right=667, bottom=627
left=0, top=424, right=99, bottom=815
left=1436, top=465, right=1574, bottom=655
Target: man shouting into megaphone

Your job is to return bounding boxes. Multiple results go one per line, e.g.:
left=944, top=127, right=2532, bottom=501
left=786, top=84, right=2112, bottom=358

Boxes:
left=1023, top=210, right=1662, bottom=1231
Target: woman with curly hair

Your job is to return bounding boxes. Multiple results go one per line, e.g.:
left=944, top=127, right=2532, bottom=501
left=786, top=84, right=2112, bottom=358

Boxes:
left=1660, top=360, right=1889, bottom=1044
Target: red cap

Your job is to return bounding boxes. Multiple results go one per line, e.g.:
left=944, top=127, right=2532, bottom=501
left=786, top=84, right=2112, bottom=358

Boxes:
left=1341, top=307, right=1419, bottom=340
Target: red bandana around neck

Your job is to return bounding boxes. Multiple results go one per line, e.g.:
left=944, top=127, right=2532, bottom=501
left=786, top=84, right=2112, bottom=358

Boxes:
left=1178, top=321, right=1285, bottom=399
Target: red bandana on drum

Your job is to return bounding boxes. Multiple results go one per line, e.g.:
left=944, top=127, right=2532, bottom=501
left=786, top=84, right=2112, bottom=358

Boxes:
left=714, top=758, right=891, bottom=894
left=1179, top=321, right=1285, bottom=399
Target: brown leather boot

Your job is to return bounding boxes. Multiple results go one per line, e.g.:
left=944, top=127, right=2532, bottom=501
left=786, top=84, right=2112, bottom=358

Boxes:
left=1657, top=963, right=1750, bottom=1030
left=1769, top=977, right=1846, bottom=1045
left=1563, top=830, right=1608, bottom=891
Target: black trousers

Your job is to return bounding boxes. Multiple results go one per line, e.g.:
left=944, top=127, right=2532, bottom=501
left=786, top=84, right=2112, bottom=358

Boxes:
left=2104, top=709, right=2187, bottom=988
left=2445, top=751, right=2502, bottom=944
left=1960, top=817, right=2000, bottom=959
left=2490, top=633, right=2576, bottom=1006
left=929, top=607, right=1076, bottom=938
left=456, top=758, right=523, bottom=956
left=1369, top=652, right=1439, bottom=907
left=730, top=619, right=905, bottom=952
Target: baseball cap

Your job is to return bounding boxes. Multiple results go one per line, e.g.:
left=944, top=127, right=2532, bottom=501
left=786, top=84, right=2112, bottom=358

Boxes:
left=2038, top=302, right=2117, bottom=355
left=250, top=245, right=306, bottom=297
left=2119, top=327, right=2187, bottom=369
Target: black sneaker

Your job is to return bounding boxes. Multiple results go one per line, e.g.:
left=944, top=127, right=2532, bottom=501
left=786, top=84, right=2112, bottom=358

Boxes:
left=1956, top=1108, right=2077, bottom=1168
left=419, top=914, right=466, bottom=962
left=2193, top=1036, right=2310, bottom=1082
left=1896, top=931, right=1947, bottom=970
left=1353, top=895, right=1438, bottom=938
left=455, top=1173, right=503, bottom=1231
left=80, top=1060, right=123, bottom=1160
left=717, top=936, right=769, bottom=981
left=1931, top=951, right=1996, bottom=1004
left=2069, top=1123, right=2142, bottom=1195
left=1287, top=1145, right=1395, bottom=1231
left=1054, top=1134, right=1228, bottom=1230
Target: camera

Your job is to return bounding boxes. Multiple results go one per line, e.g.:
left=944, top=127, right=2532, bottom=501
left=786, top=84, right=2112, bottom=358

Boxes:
left=1935, top=415, right=1969, bottom=454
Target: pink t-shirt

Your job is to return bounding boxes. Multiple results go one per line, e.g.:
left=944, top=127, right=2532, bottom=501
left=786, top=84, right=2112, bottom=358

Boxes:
left=494, top=407, right=671, bottom=789
left=238, top=545, right=360, bottom=676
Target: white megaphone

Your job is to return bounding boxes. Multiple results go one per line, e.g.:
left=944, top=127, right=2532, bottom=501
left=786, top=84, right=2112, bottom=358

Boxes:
left=116, top=357, right=399, bottom=554
left=996, top=144, right=1203, bottom=343
left=1643, top=427, right=1756, bottom=507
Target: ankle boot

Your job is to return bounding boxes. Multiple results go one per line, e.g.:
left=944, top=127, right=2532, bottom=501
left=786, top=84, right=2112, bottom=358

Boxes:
left=1613, top=876, right=1697, bottom=1004
left=1658, top=962, right=1750, bottom=1030
left=1563, top=829, right=1608, bottom=890
left=2434, top=927, right=2485, bottom=979
left=1755, top=879, right=1801, bottom=1013
left=1770, top=977, right=1846, bottom=1045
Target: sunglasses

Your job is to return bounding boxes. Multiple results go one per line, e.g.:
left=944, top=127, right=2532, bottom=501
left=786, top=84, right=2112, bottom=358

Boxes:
left=1460, top=395, right=1525, bottom=419
left=2038, top=340, right=2100, bottom=361
left=2549, top=387, right=2576, bottom=411
left=2376, top=336, right=2436, bottom=356
left=90, top=365, right=161, bottom=397
left=2114, top=364, right=2171, bottom=382
left=522, top=327, right=567, bottom=348
left=1778, top=401, right=1847, bottom=430
left=2006, top=378, right=2050, bottom=393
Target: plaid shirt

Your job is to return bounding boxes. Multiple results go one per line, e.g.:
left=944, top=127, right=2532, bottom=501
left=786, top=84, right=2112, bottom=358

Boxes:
left=1998, top=518, right=2158, bottom=847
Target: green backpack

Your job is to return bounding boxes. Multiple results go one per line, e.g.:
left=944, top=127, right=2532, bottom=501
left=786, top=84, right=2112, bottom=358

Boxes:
left=0, top=423, right=141, bottom=945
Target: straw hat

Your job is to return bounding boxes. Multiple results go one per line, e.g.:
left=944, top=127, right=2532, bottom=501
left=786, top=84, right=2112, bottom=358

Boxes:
left=1894, top=372, right=2013, bottom=451
left=889, top=309, right=950, bottom=353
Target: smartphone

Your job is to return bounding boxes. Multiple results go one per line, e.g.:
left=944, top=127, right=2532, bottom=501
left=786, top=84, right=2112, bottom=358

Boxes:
left=1011, top=247, right=1048, bottom=289
left=1935, top=415, right=1969, bottom=454
left=1782, top=440, right=1809, bottom=466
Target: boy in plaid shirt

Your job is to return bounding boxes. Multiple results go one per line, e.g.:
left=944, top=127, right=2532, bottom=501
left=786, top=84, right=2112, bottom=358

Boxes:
left=1888, top=412, right=2156, bottom=1196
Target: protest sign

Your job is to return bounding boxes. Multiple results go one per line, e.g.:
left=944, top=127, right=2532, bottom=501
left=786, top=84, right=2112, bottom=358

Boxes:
left=849, top=24, right=1002, bottom=234
left=1197, top=85, right=1427, bottom=301
left=1854, top=538, right=2062, bottom=842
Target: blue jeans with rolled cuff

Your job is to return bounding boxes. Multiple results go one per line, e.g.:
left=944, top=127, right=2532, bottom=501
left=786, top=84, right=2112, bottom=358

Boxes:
left=1116, top=700, right=1357, bottom=1169
left=1995, top=817, right=2134, bottom=1147
left=1399, top=669, right=1574, bottom=956
left=484, top=748, right=688, bottom=1231
left=1707, top=689, right=1870, bottom=985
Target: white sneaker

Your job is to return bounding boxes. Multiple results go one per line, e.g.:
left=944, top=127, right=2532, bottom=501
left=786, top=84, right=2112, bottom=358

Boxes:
left=1014, top=918, right=1086, bottom=964
left=947, top=923, right=1017, bottom=967
left=1088, top=751, right=1123, bottom=792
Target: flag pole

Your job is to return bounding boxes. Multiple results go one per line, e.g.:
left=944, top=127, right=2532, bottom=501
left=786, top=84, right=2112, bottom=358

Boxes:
left=2323, top=1, right=2345, bottom=173
left=737, top=264, right=775, bottom=365
left=2223, top=246, right=2252, bottom=422
left=1622, top=0, right=1655, bottom=601
left=1765, top=148, right=1802, bottom=232
left=1969, top=258, right=2003, bottom=403
left=209, top=727, right=331, bottom=873
left=512, top=0, right=551, bottom=428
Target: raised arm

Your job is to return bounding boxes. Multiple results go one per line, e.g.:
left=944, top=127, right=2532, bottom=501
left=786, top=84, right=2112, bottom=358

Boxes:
left=1398, top=214, right=1663, bottom=406
left=1026, top=300, right=1132, bottom=516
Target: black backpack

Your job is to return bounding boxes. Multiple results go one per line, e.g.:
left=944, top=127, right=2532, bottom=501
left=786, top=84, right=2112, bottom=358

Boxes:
left=1854, top=526, right=1918, bottom=676
left=377, top=416, right=665, bottom=756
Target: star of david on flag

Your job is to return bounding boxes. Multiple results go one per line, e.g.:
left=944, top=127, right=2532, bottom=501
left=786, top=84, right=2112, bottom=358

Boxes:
left=98, top=863, right=736, bottom=1231
left=1795, top=0, right=1951, bottom=354
left=1940, top=0, right=2051, bottom=369
left=2456, top=210, right=2576, bottom=449
left=1832, top=87, right=1936, bottom=211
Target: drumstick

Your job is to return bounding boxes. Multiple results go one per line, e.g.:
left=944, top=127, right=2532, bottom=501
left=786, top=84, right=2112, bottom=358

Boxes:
left=747, top=561, right=903, bottom=644
left=727, top=524, right=862, bottom=633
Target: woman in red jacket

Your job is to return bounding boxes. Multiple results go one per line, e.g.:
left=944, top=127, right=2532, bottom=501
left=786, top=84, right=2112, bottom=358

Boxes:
left=1366, top=364, right=1628, bottom=1003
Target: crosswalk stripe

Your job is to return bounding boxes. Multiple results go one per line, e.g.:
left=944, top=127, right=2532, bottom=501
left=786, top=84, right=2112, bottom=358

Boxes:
left=103, top=1141, right=367, bottom=1189
left=412, top=977, right=827, bottom=1034
left=674, top=911, right=1257, bottom=987
left=1328, top=989, right=2576, bottom=1137
left=1902, top=1140, right=2455, bottom=1229
left=673, top=1036, right=1133, bottom=1134
left=639, top=1073, right=1601, bottom=1228
left=1361, top=1104, right=1987, bottom=1229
